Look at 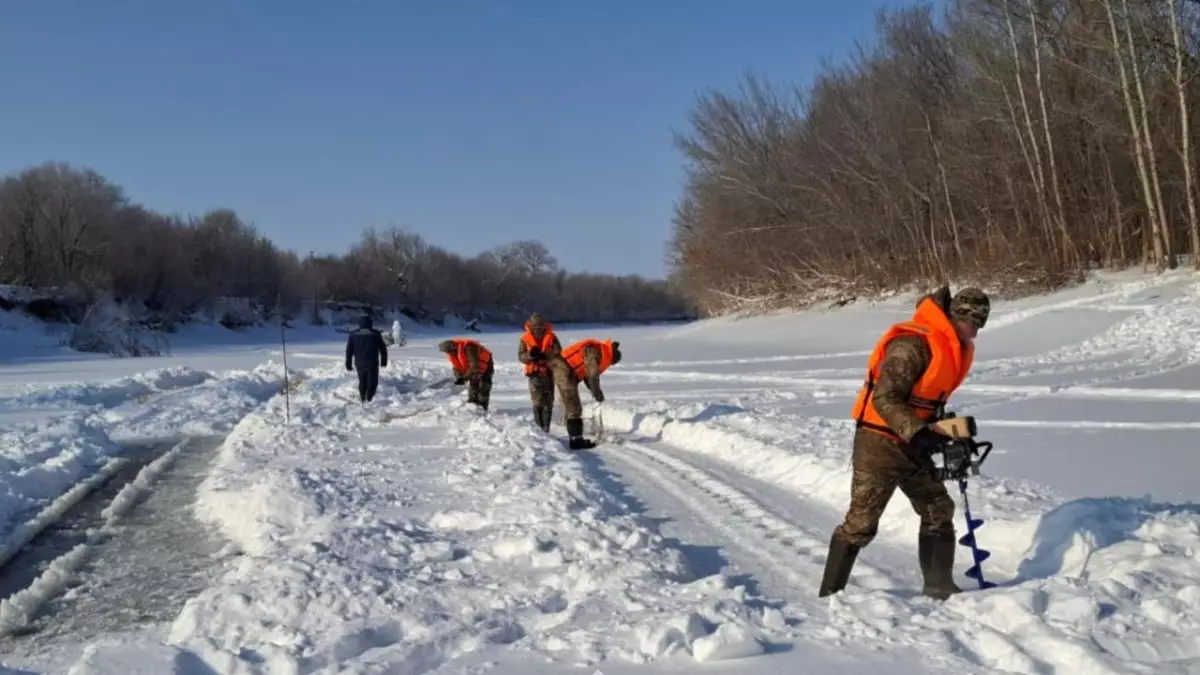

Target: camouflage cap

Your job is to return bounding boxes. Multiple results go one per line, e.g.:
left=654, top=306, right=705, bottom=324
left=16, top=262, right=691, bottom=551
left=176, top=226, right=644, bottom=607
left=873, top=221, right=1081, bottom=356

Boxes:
left=950, top=287, right=990, bottom=328
left=527, top=312, right=545, bottom=326
left=437, top=339, right=456, bottom=353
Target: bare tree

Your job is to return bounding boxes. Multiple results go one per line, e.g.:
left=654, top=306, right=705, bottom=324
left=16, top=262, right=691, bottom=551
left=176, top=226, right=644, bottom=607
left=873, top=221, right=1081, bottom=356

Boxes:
left=668, top=0, right=1200, bottom=314
left=1167, top=0, right=1199, bottom=266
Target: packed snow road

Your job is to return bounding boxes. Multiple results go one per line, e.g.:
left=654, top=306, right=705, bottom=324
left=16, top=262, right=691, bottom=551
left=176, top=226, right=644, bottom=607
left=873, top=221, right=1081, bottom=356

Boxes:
left=2, top=269, right=1200, bottom=673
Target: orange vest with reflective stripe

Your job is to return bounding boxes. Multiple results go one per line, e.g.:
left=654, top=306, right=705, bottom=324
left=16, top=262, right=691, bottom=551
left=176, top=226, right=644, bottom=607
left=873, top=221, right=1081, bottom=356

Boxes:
left=851, top=296, right=974, bottom=440
left=520, top=323, right=556, bottom=375
left=446, top=338, right=491, bottom=375
left=561, top=339, right=614, bottom=380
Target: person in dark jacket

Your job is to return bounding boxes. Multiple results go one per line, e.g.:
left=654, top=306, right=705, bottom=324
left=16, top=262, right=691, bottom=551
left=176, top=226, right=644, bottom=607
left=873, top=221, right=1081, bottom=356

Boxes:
left=345, top=315, right=389, bottom=403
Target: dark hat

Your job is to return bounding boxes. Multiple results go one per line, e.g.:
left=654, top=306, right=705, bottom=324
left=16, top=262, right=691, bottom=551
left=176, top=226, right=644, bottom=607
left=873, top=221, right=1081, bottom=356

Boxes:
left=950, top=287, right=990, bottom=329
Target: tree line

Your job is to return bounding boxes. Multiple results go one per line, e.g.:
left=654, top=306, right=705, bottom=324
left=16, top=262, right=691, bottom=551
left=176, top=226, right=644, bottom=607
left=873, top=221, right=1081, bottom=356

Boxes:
left=669, top=0, right=1200, bottom=314
left=0, top=161, right=692, bottom=328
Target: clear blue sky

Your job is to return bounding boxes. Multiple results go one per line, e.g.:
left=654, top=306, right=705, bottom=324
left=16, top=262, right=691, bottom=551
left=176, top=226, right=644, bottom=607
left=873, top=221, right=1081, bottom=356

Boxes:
left=0, top=0, right=921, bottom=278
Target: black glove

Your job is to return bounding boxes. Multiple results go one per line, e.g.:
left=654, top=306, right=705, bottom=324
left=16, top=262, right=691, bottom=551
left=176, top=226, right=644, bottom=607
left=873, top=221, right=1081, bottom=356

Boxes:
left=346, top=364, right=353, bottom=372
left=594, top=390, right=605, bottom=403
left=528, top=347, right=543, bottom=360
left=908, top=426, right=948, bottom=455
left=454, top=377, right=466, bottom=386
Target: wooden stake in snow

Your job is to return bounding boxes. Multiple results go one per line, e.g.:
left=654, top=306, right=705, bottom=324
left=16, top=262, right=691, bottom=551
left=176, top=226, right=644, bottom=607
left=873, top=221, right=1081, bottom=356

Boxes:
left=278, top=293, right=291, bottom=425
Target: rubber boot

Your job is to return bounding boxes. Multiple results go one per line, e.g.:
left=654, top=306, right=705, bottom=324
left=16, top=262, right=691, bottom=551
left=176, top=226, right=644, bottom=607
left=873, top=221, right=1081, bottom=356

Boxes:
left=818, top=533, right=860, bottom=597
left=533, top=406, right=551, bottom=432
left=919, top=532, right=962, bottom=600
left=566, top=418, right=595, bottom=450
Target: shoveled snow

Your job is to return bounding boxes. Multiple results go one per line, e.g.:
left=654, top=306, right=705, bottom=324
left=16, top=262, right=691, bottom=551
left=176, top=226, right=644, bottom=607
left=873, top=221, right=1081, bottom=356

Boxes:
left=0, top=267, right=1199, bottom=673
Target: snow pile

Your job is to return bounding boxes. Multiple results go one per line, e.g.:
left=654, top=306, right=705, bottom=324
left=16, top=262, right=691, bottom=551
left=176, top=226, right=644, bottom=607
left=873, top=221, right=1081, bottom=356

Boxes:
left=0, top=414, right=124, bottom=542
left=0, top=366, right=213, bottom=410
left=66, top=300, right=171, bottom=357
left=97, top=362, right=293, bottom=442
left=109, top=364, right=782, bottom=673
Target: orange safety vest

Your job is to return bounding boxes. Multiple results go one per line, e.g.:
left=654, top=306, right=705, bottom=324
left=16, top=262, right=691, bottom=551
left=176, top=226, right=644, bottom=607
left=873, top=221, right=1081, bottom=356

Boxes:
left=520, top=322, right=557, bottom=375
left=561, top=339, right=615, bottom=380
left=445, top=338, right=491, bottom=375
left=851, top=296, right=974, bottom=441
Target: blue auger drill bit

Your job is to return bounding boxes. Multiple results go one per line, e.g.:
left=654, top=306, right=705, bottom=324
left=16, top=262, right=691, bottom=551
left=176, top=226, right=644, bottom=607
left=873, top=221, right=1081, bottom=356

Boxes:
left=957, top=478, right=996, bottom=590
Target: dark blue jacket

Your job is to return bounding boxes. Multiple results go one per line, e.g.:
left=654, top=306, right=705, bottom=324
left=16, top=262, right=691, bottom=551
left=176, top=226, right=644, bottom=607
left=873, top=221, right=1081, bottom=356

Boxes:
left=345, top=316, right=388, bottom=371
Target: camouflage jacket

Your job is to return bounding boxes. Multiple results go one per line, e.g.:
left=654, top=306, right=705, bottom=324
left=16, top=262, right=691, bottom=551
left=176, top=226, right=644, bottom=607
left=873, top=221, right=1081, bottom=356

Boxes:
left=870, top=334, right=935, bottom=443
left=579, top=343, right=605, bottom=399
left=456, top=342, right=487, bottom=378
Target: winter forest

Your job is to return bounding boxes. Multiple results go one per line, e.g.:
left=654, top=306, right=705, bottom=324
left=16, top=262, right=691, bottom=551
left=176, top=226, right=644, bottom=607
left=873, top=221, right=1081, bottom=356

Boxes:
left=0, top=165, right=690, bottom=328
left=669, top=0, right=1200, bottom=313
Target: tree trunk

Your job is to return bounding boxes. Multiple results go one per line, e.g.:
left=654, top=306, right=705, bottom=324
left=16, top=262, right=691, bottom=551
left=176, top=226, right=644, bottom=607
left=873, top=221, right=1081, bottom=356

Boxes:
left=924, top=111, right=963, bottom=263
left=1103, top=0, right=1165, bottom=271
left=1003, top=0, right=1057, bottom=268
left=1026, top=0, right=1073, bottom=268
left=1167, top=0, right=1199, bottom=268
left=1102, top=149, right=1126, bottom=265
left=1120, top=0, right=1173, bottom=268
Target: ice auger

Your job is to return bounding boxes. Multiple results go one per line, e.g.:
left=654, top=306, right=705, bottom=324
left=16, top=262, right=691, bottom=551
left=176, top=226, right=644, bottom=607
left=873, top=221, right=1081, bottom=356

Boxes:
left=588, top=402, right=606, bottom=442
left=930, top=413, right=997, bottom=590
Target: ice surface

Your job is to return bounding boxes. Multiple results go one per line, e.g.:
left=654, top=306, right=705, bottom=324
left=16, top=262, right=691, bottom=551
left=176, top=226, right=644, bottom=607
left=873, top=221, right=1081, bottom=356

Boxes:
left=1, top=268, right=1200, bottom=673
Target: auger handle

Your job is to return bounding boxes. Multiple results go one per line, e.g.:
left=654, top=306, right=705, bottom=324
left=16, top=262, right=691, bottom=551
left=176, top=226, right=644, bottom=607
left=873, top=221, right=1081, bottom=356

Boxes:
left=973, top=440, right=993, bottom=467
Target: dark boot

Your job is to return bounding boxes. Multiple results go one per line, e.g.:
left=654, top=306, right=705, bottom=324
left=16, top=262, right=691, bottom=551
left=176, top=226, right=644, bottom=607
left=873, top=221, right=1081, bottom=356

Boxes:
left=919, top=533, right=963, bottom=600
left=818, top=534, right=860, bottom=597
left=533, top=406, right=551, bottom=432
left=566, top=418, right=595, bottom=450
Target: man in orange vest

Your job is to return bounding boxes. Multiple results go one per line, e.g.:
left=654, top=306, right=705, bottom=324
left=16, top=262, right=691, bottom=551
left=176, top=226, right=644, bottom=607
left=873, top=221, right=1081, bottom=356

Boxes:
left=438, top=338, right=494, bottom=411
left=819, top=285, right=990, bottom=601
left=557, top=338, right=623, bottom=449
left=517, top=313, right=562, bottom=432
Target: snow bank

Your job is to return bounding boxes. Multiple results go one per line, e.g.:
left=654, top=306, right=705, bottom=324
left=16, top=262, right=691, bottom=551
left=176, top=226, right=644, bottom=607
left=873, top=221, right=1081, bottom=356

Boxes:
left=132, top=363, right=783, bottom=673
left=98, top=362, right=292, bottom=442
left=0, top=366, right=213, bottom=410
left=0, top=414, right=124, bottom=542
left=0, top=363, right=288, bottom=564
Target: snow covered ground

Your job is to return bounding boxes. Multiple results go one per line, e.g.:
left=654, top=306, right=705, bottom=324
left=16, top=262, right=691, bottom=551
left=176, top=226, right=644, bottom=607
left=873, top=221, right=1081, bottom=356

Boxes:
left=2, top=268, right=1200, bottom=674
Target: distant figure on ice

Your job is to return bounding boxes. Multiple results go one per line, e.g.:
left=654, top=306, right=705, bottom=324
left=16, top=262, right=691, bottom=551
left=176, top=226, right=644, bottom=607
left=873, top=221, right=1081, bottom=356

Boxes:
left=557, top=338, right=623, bottom=449
left=345, top=315, right=389, bottom=403
left=438, top=338, right=494, bottom=411
left=391, top=319, right=406, bottom=347
left=517, top=313, right=562, bottom=433
left=463, top=319, right=480, bottom=333
left=819, top=286, right=989, bottom=601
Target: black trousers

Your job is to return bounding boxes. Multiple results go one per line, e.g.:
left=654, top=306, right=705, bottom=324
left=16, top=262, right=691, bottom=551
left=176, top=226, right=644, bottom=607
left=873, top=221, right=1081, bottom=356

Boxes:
left=356, top=367, right=379, bottom=402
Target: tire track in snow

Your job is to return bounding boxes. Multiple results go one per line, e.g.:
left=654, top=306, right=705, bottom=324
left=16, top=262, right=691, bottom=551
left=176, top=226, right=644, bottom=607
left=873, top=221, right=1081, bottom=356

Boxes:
left=598, top=439, right=898, bottom=597
left=594, top=439, right=982, bottom=674
left=595, top=438, right=1149, bottom=675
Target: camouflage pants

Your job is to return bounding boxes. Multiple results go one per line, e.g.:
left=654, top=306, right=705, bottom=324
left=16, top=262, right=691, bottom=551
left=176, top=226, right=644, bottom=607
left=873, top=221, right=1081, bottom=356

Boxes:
left=552, top=362, right=583, bottom=420
left=468, top=362, right=494, bottom=409
left=527, top=370, right=555, bottom=409
left=832, top=429, right=956, bottom=547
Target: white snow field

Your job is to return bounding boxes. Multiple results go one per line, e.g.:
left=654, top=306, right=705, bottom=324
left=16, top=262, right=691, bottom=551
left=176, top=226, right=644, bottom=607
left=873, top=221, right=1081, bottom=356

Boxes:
left=2, top=268, right=1200, bottom=674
